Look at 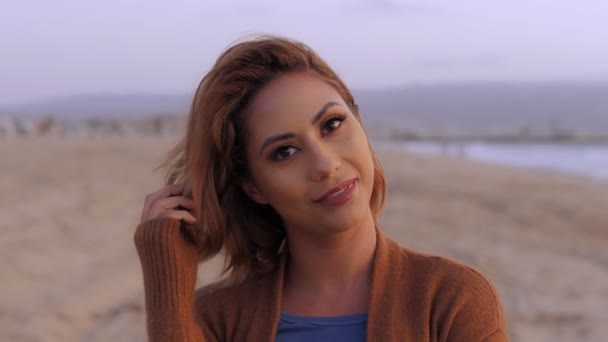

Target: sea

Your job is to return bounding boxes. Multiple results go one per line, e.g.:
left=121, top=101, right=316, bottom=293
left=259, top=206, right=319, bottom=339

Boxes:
left=376, top=141, right=608, bottom=182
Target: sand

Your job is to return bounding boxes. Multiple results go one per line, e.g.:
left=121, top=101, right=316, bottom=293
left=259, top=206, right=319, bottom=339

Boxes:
left=1, top=138, right=607, bottom=341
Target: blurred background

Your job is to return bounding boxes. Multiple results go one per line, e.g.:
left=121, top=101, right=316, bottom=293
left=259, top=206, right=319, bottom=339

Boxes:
left=1, top=1, right=607, bottom=341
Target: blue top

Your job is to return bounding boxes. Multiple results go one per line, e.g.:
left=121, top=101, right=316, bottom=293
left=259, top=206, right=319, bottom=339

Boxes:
left=275, top=311, right=367, bottom=342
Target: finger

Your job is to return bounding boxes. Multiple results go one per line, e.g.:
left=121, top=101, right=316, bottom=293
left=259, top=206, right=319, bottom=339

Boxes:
left=145, top=199, right=195, bottom=222
left=167, top=197, right=195, bottom=209
left=154, top=196, right=195, bottom=211
left=163, top=209, right=197, bottom=224
left=142, top=186, right=176, bottom=216
left=142, top=184, right=184, bottom=219
left=146, top=184, right=184, bottom=205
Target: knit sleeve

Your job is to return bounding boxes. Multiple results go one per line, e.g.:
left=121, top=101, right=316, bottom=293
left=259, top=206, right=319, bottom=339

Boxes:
left=133, top=218, right=213, bottom=342
left=442, top=267, right=509, bottom=342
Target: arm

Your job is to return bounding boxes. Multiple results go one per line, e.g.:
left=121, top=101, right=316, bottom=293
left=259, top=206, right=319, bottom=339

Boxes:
left=134, top=217, right=209, bottom=341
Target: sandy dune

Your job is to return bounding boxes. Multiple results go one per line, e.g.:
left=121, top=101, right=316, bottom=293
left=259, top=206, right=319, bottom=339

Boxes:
left=1, top=138, right=606, bottom=341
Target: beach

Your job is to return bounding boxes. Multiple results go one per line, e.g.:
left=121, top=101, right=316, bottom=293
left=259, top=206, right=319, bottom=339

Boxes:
left=1, top=138, right=607, bottom=341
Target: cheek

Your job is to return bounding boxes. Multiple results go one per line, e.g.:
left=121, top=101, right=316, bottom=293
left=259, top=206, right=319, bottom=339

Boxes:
left=350, top=128, right=375, bottom=185
left=253, top=166, right=303, bottom=204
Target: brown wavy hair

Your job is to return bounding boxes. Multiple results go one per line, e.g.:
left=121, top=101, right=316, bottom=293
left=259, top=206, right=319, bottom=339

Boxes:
left=162, top=35, right=386, bottom=286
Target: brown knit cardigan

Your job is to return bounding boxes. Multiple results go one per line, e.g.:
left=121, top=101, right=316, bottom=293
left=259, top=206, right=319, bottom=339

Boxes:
left=134, top=218, right=509, bottom=341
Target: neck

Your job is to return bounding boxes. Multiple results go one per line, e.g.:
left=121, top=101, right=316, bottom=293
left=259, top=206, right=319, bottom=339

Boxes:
left=284, top=213, right=377, bottom=299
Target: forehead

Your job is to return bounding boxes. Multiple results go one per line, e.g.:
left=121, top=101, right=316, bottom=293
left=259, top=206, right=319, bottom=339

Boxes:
left=243, top=73, right=347, bottom=135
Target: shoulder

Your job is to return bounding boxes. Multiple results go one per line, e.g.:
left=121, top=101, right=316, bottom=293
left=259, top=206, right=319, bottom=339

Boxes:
left=399, top=246, right=508, bottom=339
left=405, top=247, right=501, bottom=302
left=194, top=277, right=257, bottom=317
left=192, top=272, right=275, bottom=336
left=191, top=279, right=246, bottom=339
left=381, top=235, right=501, bottom=302
left=192, top=269, right=285, bottom=340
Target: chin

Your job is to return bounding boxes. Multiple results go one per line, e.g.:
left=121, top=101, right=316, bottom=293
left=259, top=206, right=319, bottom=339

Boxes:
left=322, top=211, right=368, bottom=234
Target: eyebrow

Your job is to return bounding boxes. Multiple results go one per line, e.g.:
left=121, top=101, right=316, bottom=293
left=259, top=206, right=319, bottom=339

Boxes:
left=258, top=101, right=341, bottom=155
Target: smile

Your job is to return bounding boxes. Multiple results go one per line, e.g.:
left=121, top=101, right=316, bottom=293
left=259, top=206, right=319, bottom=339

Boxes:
left=329, top=182, right=354, bottom=197
left=315, top=178, right=357, bottom=207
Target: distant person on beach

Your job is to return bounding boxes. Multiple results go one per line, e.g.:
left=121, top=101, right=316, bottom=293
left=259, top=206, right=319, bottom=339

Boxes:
left=134, top=36, right=508, bottom=341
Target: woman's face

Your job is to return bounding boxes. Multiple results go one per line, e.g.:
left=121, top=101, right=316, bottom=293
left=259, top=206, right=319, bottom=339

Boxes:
left=242, top=72, right=375, bottom=236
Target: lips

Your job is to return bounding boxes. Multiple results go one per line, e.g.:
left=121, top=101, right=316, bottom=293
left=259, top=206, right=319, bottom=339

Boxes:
left=315, top=178, right=357, bottom=206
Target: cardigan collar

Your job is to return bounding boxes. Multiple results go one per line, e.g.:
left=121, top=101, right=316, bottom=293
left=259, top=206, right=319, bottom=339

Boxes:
left=250, top=228, right=405, bottom=341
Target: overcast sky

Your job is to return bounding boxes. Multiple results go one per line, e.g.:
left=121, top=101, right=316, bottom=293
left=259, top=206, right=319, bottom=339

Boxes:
left=1, top=0, right=607, bottom=105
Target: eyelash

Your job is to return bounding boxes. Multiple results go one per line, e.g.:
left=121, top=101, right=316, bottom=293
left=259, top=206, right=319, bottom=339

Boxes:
left=270, top=114, right=347, bottom=161
left=321, top=114, right=346, bottom=135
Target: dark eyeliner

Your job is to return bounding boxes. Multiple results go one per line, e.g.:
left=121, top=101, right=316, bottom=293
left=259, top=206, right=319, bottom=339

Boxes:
left=270, top=145, right=297, bottom=161
left=321, top=113, right=347, bottom=134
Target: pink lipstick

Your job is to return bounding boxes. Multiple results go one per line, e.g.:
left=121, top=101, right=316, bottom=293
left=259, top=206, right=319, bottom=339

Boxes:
left=315, top=178, right=357, bottom=207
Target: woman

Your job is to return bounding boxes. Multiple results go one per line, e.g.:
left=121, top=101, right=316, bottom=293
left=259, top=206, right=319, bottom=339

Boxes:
left=134, top=36, right=508, bottom=341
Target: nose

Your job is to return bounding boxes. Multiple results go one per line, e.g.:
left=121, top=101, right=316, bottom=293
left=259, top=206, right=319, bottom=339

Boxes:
left=309, top=143, right=341, bottom=182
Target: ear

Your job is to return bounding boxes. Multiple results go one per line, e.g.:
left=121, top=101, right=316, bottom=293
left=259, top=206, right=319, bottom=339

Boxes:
left=241, top=181, right=269, bottom=205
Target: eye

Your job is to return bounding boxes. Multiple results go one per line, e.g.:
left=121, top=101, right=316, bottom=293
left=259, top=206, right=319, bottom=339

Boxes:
left=322, top=114, right=346, bottom=136
left=272, top=146, right=298, bottom=161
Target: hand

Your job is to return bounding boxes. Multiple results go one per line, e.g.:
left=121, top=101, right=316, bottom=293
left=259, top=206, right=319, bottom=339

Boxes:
left=140, top=184, right=197, bottom=224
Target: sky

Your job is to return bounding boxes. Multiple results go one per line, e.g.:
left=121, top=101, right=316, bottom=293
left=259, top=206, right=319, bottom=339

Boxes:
left=1, top=0, right=607, bottom=105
